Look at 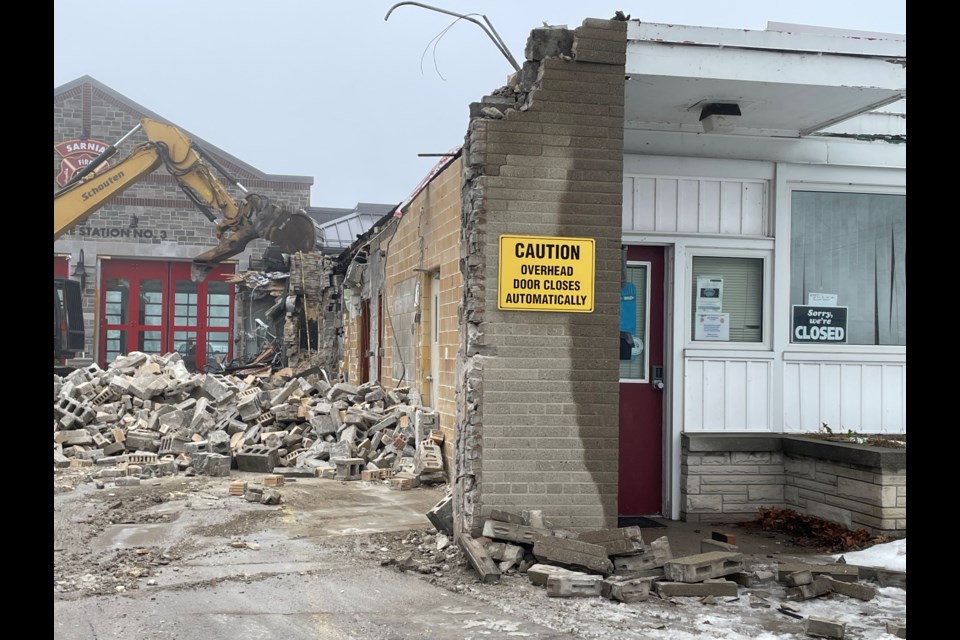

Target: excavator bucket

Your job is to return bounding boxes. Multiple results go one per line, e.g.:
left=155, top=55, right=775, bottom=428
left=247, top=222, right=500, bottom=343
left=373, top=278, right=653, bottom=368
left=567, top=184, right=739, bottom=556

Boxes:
left=256, top=207, right=317, bottom=254
left=191, top=195, right=317, bottom=281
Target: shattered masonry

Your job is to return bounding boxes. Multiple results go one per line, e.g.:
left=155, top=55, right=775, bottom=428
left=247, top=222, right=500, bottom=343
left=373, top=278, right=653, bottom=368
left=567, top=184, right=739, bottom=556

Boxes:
left=54, top=351, right=444, bottom=488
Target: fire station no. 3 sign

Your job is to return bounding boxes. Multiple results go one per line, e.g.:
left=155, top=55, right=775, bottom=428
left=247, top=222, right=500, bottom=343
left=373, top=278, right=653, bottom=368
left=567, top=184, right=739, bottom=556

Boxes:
left=498, top=234, right=595, bottom=312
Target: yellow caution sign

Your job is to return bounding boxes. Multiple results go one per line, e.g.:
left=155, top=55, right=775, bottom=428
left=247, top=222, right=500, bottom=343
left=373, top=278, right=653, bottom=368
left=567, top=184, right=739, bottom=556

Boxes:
left=498, top=234, right=595, bottom=312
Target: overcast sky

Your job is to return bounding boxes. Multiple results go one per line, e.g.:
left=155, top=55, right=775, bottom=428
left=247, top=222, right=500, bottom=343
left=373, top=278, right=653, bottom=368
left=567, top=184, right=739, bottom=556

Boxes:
left=54, top=1, right=905, bottom=210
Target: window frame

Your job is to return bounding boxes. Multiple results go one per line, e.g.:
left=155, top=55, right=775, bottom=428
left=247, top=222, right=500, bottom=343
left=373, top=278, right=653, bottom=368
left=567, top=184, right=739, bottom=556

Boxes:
left=619, top=259, right=652, bottom=384
left=684, top=247, right=773, bottom=351
left=784, top=181, right=906, bottom=354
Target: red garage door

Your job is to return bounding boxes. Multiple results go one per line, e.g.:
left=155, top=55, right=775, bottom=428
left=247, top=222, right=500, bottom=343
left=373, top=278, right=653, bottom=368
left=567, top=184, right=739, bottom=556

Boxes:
left=100, top=259, right=234, bottom=372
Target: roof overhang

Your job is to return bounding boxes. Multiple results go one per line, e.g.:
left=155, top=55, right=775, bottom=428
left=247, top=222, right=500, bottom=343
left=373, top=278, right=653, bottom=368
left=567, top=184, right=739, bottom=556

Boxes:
left=623, top=22, right=906, bottom=146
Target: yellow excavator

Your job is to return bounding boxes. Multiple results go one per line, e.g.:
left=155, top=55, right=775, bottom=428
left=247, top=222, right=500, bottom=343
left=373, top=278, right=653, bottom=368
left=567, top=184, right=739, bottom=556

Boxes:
left=54, top=118, right=316, bottom=363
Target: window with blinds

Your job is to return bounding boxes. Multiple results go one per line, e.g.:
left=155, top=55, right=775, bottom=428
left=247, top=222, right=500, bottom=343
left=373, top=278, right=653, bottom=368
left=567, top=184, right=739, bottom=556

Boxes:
left=690, top=256, right=763, bottom=342
left=620, top=263, right=648, bottom=380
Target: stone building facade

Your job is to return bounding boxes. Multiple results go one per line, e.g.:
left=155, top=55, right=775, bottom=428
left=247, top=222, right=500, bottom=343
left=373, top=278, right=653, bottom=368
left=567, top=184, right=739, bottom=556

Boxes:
left=54, top=76, right=313, bottom=370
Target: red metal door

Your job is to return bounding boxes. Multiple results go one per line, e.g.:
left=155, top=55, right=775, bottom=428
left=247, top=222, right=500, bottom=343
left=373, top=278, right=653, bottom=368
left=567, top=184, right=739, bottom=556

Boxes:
left=100, top=260, right=234, bottom=370
left=618, top=245, right=665, bottom=516
left=100, top=260, right=168, bottom=365
left=169, top=262, right=234, bottom=373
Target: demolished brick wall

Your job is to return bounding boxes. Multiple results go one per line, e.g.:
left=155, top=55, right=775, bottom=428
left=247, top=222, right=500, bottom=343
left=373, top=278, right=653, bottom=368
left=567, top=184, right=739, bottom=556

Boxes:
left=233, top=252, right=342, bottom=379
left=456, top=19, right=627, bottom=535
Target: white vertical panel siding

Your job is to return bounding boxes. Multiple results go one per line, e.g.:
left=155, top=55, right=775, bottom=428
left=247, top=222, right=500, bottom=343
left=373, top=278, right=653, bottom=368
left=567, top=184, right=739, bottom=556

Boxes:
left=719, top=182, right=743, bottom=234
left=677, top=180, right=700, bottom=232
left=741, top=182, right=765, bottom=235
left=840, top=364, right=863, bottom=430
left=633, top=178, right=656, bottom=230
left=702, top=360, right=726, bottom=430
left=699, top=181, right=721, bottom=233
left=881, top=365, right=904, bottom=432
left=723, top=360, right=748, bottom=427
left=622, top=177, right=634, bottom=230
left=623, top=174, right=768, bottom=235
left=655, top=178, right=679, bottom=232
left=783, top=361, right=906, bottom=433
left=684, top=357, right=771, bottom=431
left=745, top=361, right=768, bottom=428
left=818, top=364, right=842, bottom=430
left=860, top=365, right=883, bottom=429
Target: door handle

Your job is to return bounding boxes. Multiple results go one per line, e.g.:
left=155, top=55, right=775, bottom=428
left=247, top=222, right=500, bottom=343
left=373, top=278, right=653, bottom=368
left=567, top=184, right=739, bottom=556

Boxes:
left=652, top=365, right=664, bottom=391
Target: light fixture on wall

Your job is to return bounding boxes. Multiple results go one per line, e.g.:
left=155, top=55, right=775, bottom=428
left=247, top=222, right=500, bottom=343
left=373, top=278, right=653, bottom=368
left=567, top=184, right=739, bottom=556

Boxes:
left=699, top=102, right=742, bottom=133
left=71, top=249, right=88, bottom=289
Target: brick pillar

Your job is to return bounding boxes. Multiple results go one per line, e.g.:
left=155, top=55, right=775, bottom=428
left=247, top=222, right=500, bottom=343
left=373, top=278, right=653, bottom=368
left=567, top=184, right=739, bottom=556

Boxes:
left=456, top=18, right=626, bottom=534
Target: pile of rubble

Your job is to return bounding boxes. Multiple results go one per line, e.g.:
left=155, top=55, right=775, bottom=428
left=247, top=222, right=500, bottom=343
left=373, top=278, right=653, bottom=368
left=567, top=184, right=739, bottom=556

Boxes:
left=54, top=351, right=445, bottom=490
left=423, top=503, right=905, bottom=640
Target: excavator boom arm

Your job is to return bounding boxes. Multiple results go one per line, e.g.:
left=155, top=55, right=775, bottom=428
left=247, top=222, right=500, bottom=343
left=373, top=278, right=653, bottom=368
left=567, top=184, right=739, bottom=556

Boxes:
left=53, top=118, right=315, bottom=269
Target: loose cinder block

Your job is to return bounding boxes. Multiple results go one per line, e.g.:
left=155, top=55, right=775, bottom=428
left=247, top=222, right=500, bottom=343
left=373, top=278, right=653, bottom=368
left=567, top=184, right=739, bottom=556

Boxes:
left=274, top=467, right=317, bottom=478
left=527, top=564, right=578, bottom=586
left=612, top=552, right=659, bottom=573
left=885, top=622, right=906, bottom=638
left=235, top=446, right=280, bottom=473
left=664, top=551, right=743, bottom=583
left=459, top=534, right=500, bottom=584
left=700, top=538, right=738, bottom=554
left=577, top=526, right=644, bottom=545
left=876, top=570, right=906, bottom=589
left=786, top=570, right=814, bottom=587
left=654, top=579, right=738, bottom=598
left=546, top=573, right=602, bottom=598
left=806, top=616, right=845, bottom=639
left=786, top=576, right=834, bottom=601
left=601, top=577, right=652, bottom=603
left=778, top=563, right=858, bottom=583
left=426, top=494, right=454, bottom=536
left=483, top=519, right=555, bottom=545
left=533, top=537, right=613, bottom=575
left=821, top=576, right=876, bottom=601
left=489, top=509, right=526, bottom=525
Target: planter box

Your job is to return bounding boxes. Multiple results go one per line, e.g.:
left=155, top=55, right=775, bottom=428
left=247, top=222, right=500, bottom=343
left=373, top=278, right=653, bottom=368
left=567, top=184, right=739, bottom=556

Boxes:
left=681, top=433, right=905, bottom=536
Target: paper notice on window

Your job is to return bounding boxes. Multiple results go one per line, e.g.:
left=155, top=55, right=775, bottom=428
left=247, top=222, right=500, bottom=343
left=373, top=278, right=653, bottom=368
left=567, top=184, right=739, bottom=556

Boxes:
left=807, top=292, right=838, bottom=307
left=696, top=277, right=723, bottom=313
left=695, top=312, right=729, bottom=341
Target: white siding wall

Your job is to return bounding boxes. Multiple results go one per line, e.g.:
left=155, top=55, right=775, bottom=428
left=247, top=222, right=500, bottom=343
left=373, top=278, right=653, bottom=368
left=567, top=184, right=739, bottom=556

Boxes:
left=684, top=357, right=772, bottom=430
left=623, top=176, right=767, bottom=235
left=782, top=358, right=906, bottom=433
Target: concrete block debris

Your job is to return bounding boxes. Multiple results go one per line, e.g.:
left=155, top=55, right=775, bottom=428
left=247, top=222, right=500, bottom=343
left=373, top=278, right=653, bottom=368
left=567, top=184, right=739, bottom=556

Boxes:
left=654, top=579, right=738, bottom=598
left=786, top=576, right=834, bottom=601
left=806, top=616, right=845, bottom=639
left=54, top=351, right=444, bottom=487
left=664, top=551, right=743, bottom=583
left=601, top=576, right=652, bottom=603
left=777, top=563, right=859, bottom=583
left=546, top=573, right=602, bottom=598
left=458, top=534, right=500, bottom=584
